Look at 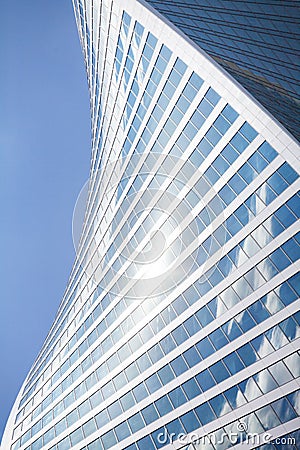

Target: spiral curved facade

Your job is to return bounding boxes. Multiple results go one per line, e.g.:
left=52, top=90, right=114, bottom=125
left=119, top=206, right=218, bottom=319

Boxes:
left=2, top=1, right=300, bottom=450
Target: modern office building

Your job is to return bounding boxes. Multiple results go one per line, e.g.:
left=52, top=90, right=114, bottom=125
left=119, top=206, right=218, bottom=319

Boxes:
left=2, top=1, right=300, bottom=450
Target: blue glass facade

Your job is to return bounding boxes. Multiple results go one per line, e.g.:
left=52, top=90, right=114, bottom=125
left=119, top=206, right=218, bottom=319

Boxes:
left=2, top=1, right=299, bottom=450
left=146, top=0, right=300, bottom=141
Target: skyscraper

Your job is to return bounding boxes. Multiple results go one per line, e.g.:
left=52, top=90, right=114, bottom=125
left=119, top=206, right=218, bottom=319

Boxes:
left=2, top=1, right=300, bottom=450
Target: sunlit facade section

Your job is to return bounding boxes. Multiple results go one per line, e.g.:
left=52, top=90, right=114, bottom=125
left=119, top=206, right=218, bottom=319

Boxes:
left=2, top=1, right=300, bottom=450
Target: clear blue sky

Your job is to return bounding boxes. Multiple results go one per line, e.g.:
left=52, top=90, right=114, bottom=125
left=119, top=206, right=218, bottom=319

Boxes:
left=0, top=0, right=90, bottom=440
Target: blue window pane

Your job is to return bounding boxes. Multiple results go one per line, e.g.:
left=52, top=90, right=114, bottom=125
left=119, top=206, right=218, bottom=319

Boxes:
left=272, top=398, right=297, bottom=423
left=184, top=122, right=198, bottom=140
left=253, top=369, right=277, bottom=394
left=223, top=352, right=244, bottom=374
left=183, top=346, right=202, bottom=367
left=194, top=178, right=210, bottom=197
left=248, top=152, right=268, bottom=172
left=158, top=365, right=174, bottom=385
left=184, top=316, right=201, bottom=337
left=275, top=204, right=296, bottom=228
left=269, top=248, right=291, bottom=271
left=189, top=72, right=203, bottom=90
left=264, top=215, right=285, bottom=237
left=125, top=363, right=139, bottom=382
left=95, top=410, right=109, bottom=428
left=231, top=133, right=248, bottom=152
left=142, top=404, right=159, bottom=425
left=162, top=82, right=175, bottom=101
left=239, top=122, right=258, bottom=142
left=136, top=354, right=152, bottom=372
left=265, top=325, right=289, bottom=349
left=278, top=163, right=298, bottom=184
left=160, top=45, right=172, bottom=62
left=206, top=127, right=222, bottom=145
left=237, top=343, right=258, bottom=366
left=196, top=337, right=214, bottom=358
left=137, top=436, right=155, bottom=450
left=172, top=325, right=189, bottom=345
left=210, top=360, right=230, bottom=383
left=222, top=319, right=242, bottom=340
left=279, top=317, right=299, bottom=341
left=224, top=385, right=246, bottom=409
left=205, top=166, right=219, bottom=185
left=120, top=391, right=135, bottom=411
left=196, top=248, right=209, bottom=268
left=181, top=410, right=201, bottom=433
left=170, top=356, right=188, bottom=376
left=182, top=378, right=201, bottom=400
left=210, top=328, right=228, bottom=350
left=206, top=88, right=220, bottom=106
left=133, top=383, right=148, bottom=402
left=145, top=373, right=161, bottom=394
left=57, top=437, right=70, bottom=450
left=196, top=369, right=215, bottom=392
left=226, top=215, right=243, bottom=235
left=177, top=96, right=190, bottom=114
left=287, top=194, right=300, bottom=218
left=174, top=57, right=187, bottom=75
left=228, top=173, right=247, bottom=194
left=161, top=305, right=176, bottom=324
left=108, top=401, right=122, bottom=420
left=183, top=286, right=199, bottom=305
left=213, top=155, right=229, bottom=175
left=196, top=306, right=214, bottom=327
left=276, top=281, right=297, bottom=306
left=268, top=172, right=288, bottom=195
left=198, top=137, right=213, bottom=157
left=198, top=98, right=213, bottom=117
left=239, top=378, right=261, bottom=401
left=169, top=386, right=187, bottom=408
left=258, top=142, right=277, bottom=162
left=210, top=394, right=231, bottom=417
left=222, top=143, right=239, bottom=164
left=166, top=418, right=185, bottom=437
left=222, top=104, right=238, bottom=123
left=148, top=344, right=164, bottom=364
left=249, top=301, right=270, bottom=323
left=219, top=185, right=235, bottom=205
left=282, top=238, right=300, bottom=262
left=155, top=396, right=173, bottom=416
left=239, top=162, right=256, bottom=184
left=214, top=115, right=231, bottom=134
left=101, top=430, right=117, bottom=450
left=294, top=311, right=300, bottom=325
left=128, top=413, right=144, bottom=433
left=172, top=296, right=188, bottom=314
left=287, top=391, right=300, bottom=415
left=183, top=83, right=197, bottom=102
left=257, top=258, right=278, bottom=281
left=214, top=225, right=230, bottom=247
left=195, top=403, right=216, bottom=425
left=115, top=422, right=130, bottom=441
left=32, top=437, right=43, bottom=450
left=287, top=273, right=300, bottom=296
left=147, top=33, right=157, bottom=49
left=190, top=148, right=204, bottom=168
left=236, top=310, right=256, bottom=332
left=102, top=380, right=115, bottom=400
left=160, top=335, right=176, bottom=354
left=169, top=69, right=182, bottom=87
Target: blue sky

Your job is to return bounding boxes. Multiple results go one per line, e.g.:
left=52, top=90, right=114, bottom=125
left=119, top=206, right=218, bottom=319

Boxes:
left=0, top=0, right=90, bottom=440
